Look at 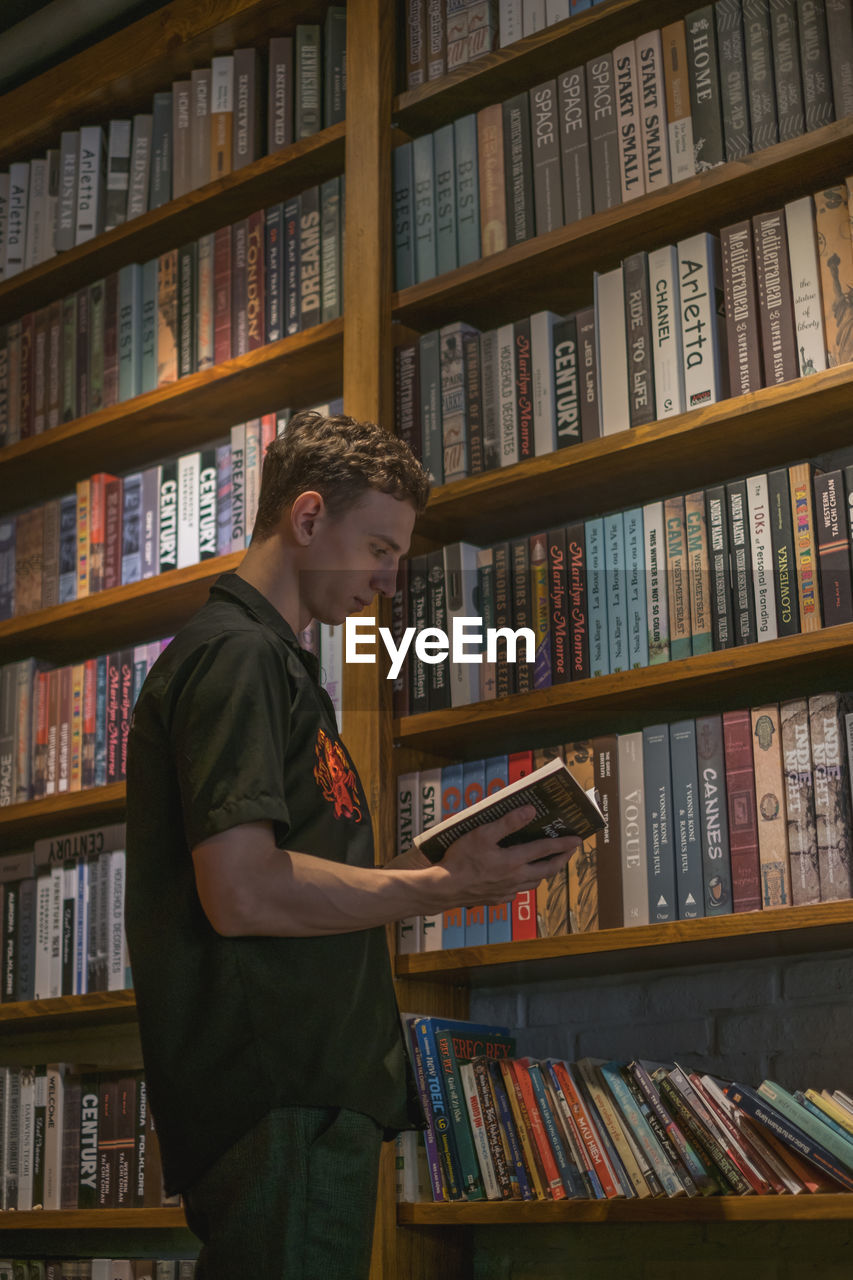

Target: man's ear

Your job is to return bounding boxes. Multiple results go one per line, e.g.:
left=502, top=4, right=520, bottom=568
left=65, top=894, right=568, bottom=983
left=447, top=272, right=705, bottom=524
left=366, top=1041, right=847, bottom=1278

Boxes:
left=289, top=491, right=326, bottom=545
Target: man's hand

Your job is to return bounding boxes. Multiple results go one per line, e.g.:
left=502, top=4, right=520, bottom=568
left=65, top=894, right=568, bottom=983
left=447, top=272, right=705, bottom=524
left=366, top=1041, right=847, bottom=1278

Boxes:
left=435, top=805, right=577, bottom=908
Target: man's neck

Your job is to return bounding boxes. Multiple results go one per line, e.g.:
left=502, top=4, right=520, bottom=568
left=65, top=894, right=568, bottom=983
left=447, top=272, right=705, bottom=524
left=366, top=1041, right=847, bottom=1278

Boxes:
left=236, top=538, right=306, bottom=634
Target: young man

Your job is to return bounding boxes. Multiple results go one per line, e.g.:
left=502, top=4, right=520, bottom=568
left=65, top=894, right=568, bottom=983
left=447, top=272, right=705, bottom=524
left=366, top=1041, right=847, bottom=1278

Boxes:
left=125, top=412, right=576, bottom=1279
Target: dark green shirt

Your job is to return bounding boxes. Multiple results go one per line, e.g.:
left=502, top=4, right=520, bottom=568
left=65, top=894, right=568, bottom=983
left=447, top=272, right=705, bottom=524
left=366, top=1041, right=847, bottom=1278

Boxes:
left=125, top=572, right=419, bottom=1194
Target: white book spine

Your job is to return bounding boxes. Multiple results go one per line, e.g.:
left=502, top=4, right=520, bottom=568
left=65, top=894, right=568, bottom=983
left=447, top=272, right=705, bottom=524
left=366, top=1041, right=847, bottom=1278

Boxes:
left=63, top=863, right=76, bottom=993
left=530, top=309, right=560, bottom=455
left=522, top=0, right=546, bottom=35
left=545, top=0, right=570, bottom=21
left=230, top=423, right=246, bottom=552
left=44, top=1063, right=64, bottom=1210
left=420, top=767, right=443, bottom=950
left=75, top=859, right=89, bottom=995
left=0, top=172, right=9, bottom=281
left=677, top=232, right=726, bottom=410
left=636, top=29, right=671, bottom=190
left=75, top=125, right=106, bottom=244
left=667, top=99, right=694, bottom=185
left=177, top=451, right=201, bottom=569
left=647, top=244, right=685, bottom=417
left=643, top=499, right=670, bottom=663
left=24, top=158, right=47, bottom=270
left=443, top=541, right=482, bottom=707
left=619, top=730, right=649, bottom=926
left=496, top=322, right=518, bottom=465
left=34, top=873, right=52, bottom=999
left=460, top=1061, right=501, bottom=1199
left=319, top=623, right=344, bottom=729
left=613, top=41, right=645, bottom=201
left=784, top=196, right=828, bottom=377
left=396, top=771, right=423, bottom=955
left=56, top=130, right=79, bottom=250
left=5, top=161, right=30, bottom=278
left=499, top=0, right=523, bottom=47
left=746, top=472, right=778, bottom=641
left=107, top=849, right=126, bottom=991
left=244, top=420, right=261, bottom=540
left=594, top=266, right=631, bottom=434
left=211, top=56, right=235, bottom=114
left=18, top=1068, right=35, bottom=1210
left=49, top=864, right=63, bottom=998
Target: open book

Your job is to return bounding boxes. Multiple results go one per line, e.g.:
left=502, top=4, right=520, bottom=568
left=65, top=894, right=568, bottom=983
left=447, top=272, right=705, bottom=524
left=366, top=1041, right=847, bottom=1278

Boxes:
left=413, top=756, right=606, bottom=864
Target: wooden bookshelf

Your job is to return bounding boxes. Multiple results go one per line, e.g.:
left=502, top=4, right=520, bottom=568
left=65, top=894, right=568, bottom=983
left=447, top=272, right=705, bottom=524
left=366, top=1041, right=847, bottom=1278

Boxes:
left=0, top=319, right=344, bottom=515
left=414, top=362, right=853, bottom=544
left=0, top=784, right=126, bottom=846
left=0, top=990, right=137, bottom=1032
left=394, top=624, right=853, bottom=756
left=396, top=901, right=853, bottom=986
left=0, top=125, right=345, bottom=326
left=392, top=118, right=853, bottom=333
left=0, top=552, right=242, bottom=665
left=0, top=1209, right=187, bottom=1230
left=399, top=1195, right=853, bottom=1224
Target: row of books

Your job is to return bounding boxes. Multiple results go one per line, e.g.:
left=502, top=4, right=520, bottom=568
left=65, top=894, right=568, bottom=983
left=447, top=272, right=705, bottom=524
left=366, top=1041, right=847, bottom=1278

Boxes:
left=0, top=621, right=345, bottom=809
left=0, top=825, right=129, bottom=1004
left=394, top=187, right=851, bottom=487
left=0, top=1064, right=172, bottom=1213
left=402, top=0, right=498, bottom=85
left=398, top=1015, right=853, bottom=1202
left=0, top=401, right=342, bottom=620
left=0, top=184, right=344, bottom=447
left=0, top=13, right=346, bottom=278
left=0, top=1264, right=193, bottom=1280
left=393, top=461, right=850, bottom=722
left=394, top=4, right=853, bottom=288
left=396, top=690, right=853, bottom=953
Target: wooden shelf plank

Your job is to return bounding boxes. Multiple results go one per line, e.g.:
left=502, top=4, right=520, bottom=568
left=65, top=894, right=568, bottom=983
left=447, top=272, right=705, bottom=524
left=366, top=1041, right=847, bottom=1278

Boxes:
left=0, top=1209, right=187, bottom=1231
left=0, top=0, right=325, bottom=165
left=398, top=1194, right=853, bottom=1224
left=0, top=320, right=343, bottom=516
left=0, top=990, right=137, bottom=1032
left=414, top=362, right=853, bottom=544
left=394, top=624, right=853, bottom=756
left=393, top=0, right=695, bottom=136
left=391, top=120, right=853, bottom=333
left=0, top=784, right=126, bottom=848
left=0, top=552, right=242, bottom=666
left=396, top=901, right=853, bottom=986
left=0, top=127, right=345, bottom=326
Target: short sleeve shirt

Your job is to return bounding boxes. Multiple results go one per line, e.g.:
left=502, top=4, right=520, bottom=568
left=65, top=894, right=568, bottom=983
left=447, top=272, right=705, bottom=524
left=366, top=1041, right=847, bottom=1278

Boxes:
left=125, top=573, right=421, bottom=1194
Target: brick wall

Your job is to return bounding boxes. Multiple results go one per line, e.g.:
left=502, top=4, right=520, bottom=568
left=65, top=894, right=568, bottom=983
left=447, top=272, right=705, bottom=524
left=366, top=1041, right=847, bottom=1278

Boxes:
left=467, top=947, right=853, bottom=1277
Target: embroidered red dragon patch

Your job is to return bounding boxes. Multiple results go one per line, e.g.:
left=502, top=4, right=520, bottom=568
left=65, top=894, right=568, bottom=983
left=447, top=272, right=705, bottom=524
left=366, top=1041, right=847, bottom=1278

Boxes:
left=313, top=727, right=363, bottom=823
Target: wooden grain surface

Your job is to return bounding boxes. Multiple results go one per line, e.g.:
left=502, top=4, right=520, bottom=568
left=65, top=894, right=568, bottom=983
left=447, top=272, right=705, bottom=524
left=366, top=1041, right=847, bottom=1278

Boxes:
left=398, top=1194, right=853, bottom=1224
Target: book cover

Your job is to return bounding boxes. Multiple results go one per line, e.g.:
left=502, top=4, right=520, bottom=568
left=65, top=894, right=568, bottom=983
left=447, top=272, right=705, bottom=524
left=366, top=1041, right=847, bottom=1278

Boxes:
left=814, top=185, right=853, bottom=368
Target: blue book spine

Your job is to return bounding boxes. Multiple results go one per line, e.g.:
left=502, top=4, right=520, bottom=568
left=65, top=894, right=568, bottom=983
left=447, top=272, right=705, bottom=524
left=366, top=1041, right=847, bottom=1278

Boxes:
left=392, top=141, right=415, bottom=291
left=58, top=496, right=77, bottom=604
left=643, top=723, right=676, bottom=922
left=284, top=195, right=301, bottom=335
left=669, top=719, right=705, bottom=919
left=414, top=1018, right=464, bottom=1200
left=726, top=1082, right=853, bottom=1191
left=121, top=472, right=143, bottom=586
left=585, top=517, right=609, bottom=677
left=527, top=1061, right=585, bottom=1198
left=216, top=443, right=232, bottom=556
left=0, top=516, right=16, bottom=620
left=413, top=131, right=437, bottom=284
left=604, top=510, right=628, bottom=673
left=488, top=1059, right=533, bottom=1199
left=465, top=903, right=488, bottom=947
left=623, top=507, right=648, bottom=668
left=94, top=654, right=108, bottom=787
left=453, top=114, right=481, bottom=267
left=140, top=258, right=158, bottom=393
left=544, top=1061, right=605, bottom=1198
left=433, top=123, right=457, bottom=276
left=265, top=202, right=283, bottom=342
left=117, top=263, right=142, bottom=401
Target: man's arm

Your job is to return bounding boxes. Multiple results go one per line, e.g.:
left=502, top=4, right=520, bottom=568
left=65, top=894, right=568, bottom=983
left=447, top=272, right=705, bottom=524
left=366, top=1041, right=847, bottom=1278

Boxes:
left=192, top=806, right=576, bottom=937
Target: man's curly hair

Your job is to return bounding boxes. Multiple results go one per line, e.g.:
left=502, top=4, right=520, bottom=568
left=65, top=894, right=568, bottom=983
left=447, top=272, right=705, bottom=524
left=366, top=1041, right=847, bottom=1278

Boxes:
left=251, top=411, right=431, bottom=542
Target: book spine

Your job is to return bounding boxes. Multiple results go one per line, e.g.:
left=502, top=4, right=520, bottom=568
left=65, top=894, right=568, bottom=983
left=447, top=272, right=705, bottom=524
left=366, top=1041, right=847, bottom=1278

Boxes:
left=586, top=53, right=621, bottom=212
left=643, top=724, right=676, bottom=921
left=720, top=221, right=764, bottom=395
left=528, top=80, right=563, bottom=236
left=695, top=714, right=734, bottom=913
left=685, top=7, right=726, bottom=169
left=477, top=103, right=507, bottom=255
left=551, top=314, right=581, bottom=450
left=662, top=21, right=696, bottom=183
left=665, top=495, right=692, bottom=659
left=246, top=209, right=265, bottom=349
left=743, top=0, right=779, bottom=149
left=813, top=470, right=853, bottom=625
left=434, top=124, right=457, bottom=276
left=565, top=522, right=589, bottom=680
left=557, top=66, right=593, bottom=223
left=320, top=177, right=342, bottom=322
left=766, top=467, right=800, bottom=636
left=232, top=48, right=261, bottom=171
left=298, top=188, right=321, bottom=331
left=685, top=489, right=713, bottom=654
left=752, top=209, right=799, bottom=384
left=783, top=196, right=827, bottom=377
left=268, top=37, right=294, bottom=151
left=171, top=82, right=192, bottom=200
left=797, top=0, right=836, bottom=129
left=715, top=0, right=752, bottom=159
left=826, top=0, right=853, bottom=116
left=210, top=57, right=234, bottom=179
left=722, top=708, right=762, bottom=911
left=704, top=485, right=734, bottom=648
left=454, top=114, right=481, bottom=267
left=781, top=696, right=821, bottom=904
left=746, top=472, right=779, bottom=640
left=770, top=0, right=806, bottom=139
left=576, top=308, right=599, bottom=441
left=623, top=251, right=655, bottom=427
left=636, top=30, right=671, bottom=190
left=594, top=266, right=630, bottom=434
left=789, top=461, right=823, bottom=631
left=750, top=703, right=794, bottom=906
left=810, top=691, right=853, bottom=900
left=726, top=478, right=757, bottom=644
left=613, top=41, right=645, bottom=202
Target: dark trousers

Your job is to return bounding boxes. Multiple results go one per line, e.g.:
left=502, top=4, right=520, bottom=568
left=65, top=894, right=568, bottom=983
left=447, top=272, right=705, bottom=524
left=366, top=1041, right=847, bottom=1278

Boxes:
left=183, top=1106, right=384, bottom=1280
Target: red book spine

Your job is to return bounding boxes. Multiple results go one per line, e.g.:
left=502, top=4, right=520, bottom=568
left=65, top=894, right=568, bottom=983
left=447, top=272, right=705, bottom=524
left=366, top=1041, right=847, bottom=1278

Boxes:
left=32, top=668, right=50, bottom=799
left=512, top=1060, right=566, bottom=1200
left=213, top=225, right=232, bottom=364
left=260, top=412, right=276, bottom=455
left=722, top=708, right=761, bottom=912
left=231, top=218, right=249, bottom=356
left=88, top=473, right=108, bottom=593
left=20, top=312, right=34, bottom=438
left=508, top=750, right=537, bottom=940
left=102, top=274, right=120, bottom=409
left=813, top=471, right=853, bottom=626
left=550, top=1060, right=620, bottom=1198
left=246, top=209, right=265, bottom=351
left=106, top=653, right=122, bottom=783
left=103, top=477, right=123, bottom=591
left=565, top=521, right=589, bottom=680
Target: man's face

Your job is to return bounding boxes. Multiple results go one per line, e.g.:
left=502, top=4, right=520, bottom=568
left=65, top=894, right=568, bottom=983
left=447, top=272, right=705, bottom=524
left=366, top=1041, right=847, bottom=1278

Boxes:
left=298, top=488, right=416, bottom=625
